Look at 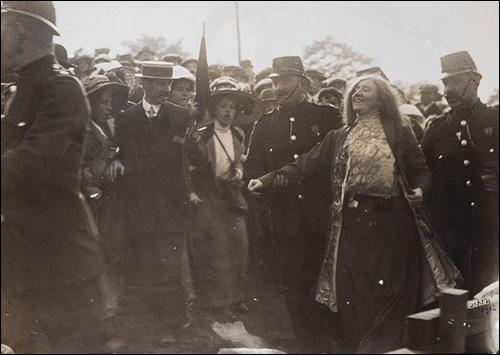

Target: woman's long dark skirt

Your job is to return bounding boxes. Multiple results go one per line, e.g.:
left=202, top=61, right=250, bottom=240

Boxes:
left=189, top=198, right=248, bottom=308
left=331, top=195, right=420, bottom=354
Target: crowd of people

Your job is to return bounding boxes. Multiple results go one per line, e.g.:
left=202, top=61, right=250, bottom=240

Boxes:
left=1, top=1, right=498, bottom=354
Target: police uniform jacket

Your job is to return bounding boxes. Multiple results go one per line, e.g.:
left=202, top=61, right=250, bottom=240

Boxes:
left=1, top=55, right=104, bottom=291
left=245, top=100, right=342, bottom=238
left=116, top=101, right=191, bottom=235
left=421, top=99, right=499, bottom=246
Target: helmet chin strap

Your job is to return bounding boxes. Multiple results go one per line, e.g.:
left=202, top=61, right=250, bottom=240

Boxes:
left=278, top=79, right=302, bottom=108
left=446, top=77, right=473, bottom=108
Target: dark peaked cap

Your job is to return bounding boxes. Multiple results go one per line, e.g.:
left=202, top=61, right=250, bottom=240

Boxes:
left=1, top=1, right=59, bottom=35
left=269, top=56, right=307, bottom=78
left=440, top=50, right=482, bottom=80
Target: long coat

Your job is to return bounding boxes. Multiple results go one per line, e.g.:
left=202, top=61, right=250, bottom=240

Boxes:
left=421, top=100, right=499, bottom=291
left=259, top=119, right=430, bottom=352
left=115, top=101, right=191, bottom=286
left=187, top=123, right=248, bottom=307
left=1, top=55, right=104, bottom=292
left=245, top=100, right=342, bottom=240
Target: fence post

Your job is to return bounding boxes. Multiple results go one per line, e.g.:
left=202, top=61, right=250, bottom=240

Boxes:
left=438, top=288, right=469, bottom=353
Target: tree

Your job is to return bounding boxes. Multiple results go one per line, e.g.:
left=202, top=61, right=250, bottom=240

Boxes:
left=303, top=36, right=374, bottom=78
left=122, top=34, right=190, bottom=58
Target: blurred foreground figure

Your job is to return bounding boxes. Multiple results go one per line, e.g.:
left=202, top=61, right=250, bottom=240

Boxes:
left=421, top=51, right=499, bottom=293
left=1, top=1, right=109, bottom=353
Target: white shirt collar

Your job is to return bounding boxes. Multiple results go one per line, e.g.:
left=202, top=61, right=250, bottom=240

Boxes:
left=142, top=98, right=161, bottom=118
left=214, top=120, right=231, bottom=134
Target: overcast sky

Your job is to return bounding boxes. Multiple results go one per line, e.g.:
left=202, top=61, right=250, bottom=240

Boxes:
left=54, top=1, right=499, bottom=100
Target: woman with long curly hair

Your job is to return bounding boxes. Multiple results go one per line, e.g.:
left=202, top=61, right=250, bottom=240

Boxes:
left=249, top=75, right=430, bottom=353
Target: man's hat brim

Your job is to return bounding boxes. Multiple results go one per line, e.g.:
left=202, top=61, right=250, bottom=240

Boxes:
left=134, top=74, right=173, bottom=80
left=269, top=71, right=307, bottom=79
left=441, top=69, right=482, bottom=81
left=1, top=7, right=59, bottom=35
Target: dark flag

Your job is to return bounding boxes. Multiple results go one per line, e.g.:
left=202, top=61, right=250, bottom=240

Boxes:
left=194, top=23, right=210, bottom=125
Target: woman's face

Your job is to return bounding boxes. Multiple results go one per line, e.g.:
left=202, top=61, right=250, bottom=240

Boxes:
left=91, top=89, right=113, bottom=122
left=170, top=79, right=194, bottom=107
left=215, top=97, right=236, bottom=127
left=351, top=79, right=379, bottom=115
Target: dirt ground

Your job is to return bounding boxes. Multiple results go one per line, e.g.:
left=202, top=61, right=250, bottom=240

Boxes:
left=108, top=268, right=298, bottom=354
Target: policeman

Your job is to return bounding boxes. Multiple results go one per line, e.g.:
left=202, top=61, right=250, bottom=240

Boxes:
left=421, top=51, right=499, bottom=293
left=1, top=1, right=109, bottom=352
left=415, top=83, right=447, bottom=119
left=245, top=56, right=342, bottom=353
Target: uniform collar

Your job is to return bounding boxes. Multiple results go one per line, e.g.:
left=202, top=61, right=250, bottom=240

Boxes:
left=18, top=54, right=57, bottom=82
left=455, top=98, right=485, bottom=116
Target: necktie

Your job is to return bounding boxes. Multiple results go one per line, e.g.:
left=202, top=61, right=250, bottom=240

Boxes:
left=148, top=106, right=156, bottom=119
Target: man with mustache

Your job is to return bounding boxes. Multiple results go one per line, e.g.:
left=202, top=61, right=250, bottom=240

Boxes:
left=114, top=61, right=192, bottom=343
left=421, top=51, right=499, bottom=294
left=245, top=56, right=342, bottom=353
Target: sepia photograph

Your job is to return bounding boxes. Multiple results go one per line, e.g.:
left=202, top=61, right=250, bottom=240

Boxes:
left=1, top=1, right=498, bottom=354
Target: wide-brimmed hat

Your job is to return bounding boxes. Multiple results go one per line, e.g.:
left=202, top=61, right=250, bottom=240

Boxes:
left=418, top=83, right=442, bottom=96
left=399, top=104, right=424, bottom=118
left=208, top=88, right=263, bottom=125
left=82, top=75, right=129, bottom=112
left=181, top=58, right=198, bottom=67
left=222, top=65, right=249, bottom=82
left=317, top=87, right=343, bottom=102
left=1, top=1, right=59, bottom=35
left=254, top=78, right=273, bottom=96
left=117, top=53, right=135, bottom=67
left=323, top=76, right=347, bottom=88
left=172, top=65, right=195, bottom=90
left=210, top=76, right=240, bottom=91
left=255, top=67, right=273, bottom=83
left=259, top=88, right=277, bottom=102
left=305, top=69, right=326, bottom=81
left=135, top=61, right=174, bottom=80
left=440, top=51, right=482, bottom=80
left=356, top=66, right=389, bottom=82
left=53, top=43, right=74, bottom=69
left=269, top=56, right=307, bottom=79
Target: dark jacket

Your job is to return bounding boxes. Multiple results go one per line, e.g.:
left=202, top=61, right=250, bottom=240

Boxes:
left=116, top=101, right=191, bottom=234
left=416, top=101, right=447, bottom=118
left=421, top=100, right=499, bottom=237
left=259, top=119, right=430, bottom=311
left=1, top=55, right=104, bottom=291
left=245, top=100, right=342, bottom=238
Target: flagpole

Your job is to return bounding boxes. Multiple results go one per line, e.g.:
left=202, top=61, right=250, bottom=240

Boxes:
left=235, top=1, right=242, bottom=64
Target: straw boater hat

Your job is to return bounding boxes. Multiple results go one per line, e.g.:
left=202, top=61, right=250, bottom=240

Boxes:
left=208, top=87, right=263, bottom=125
left=135, top=61, right=174, bottom=80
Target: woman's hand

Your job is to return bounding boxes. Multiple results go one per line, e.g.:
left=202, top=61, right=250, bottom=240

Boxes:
left=248, top=179, right=264, bottom=192
left=407, top=187, right=423, bottom=207
left=189, top=192, right=202, bottom=206
left=107, top=160, right=126, bottom=182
